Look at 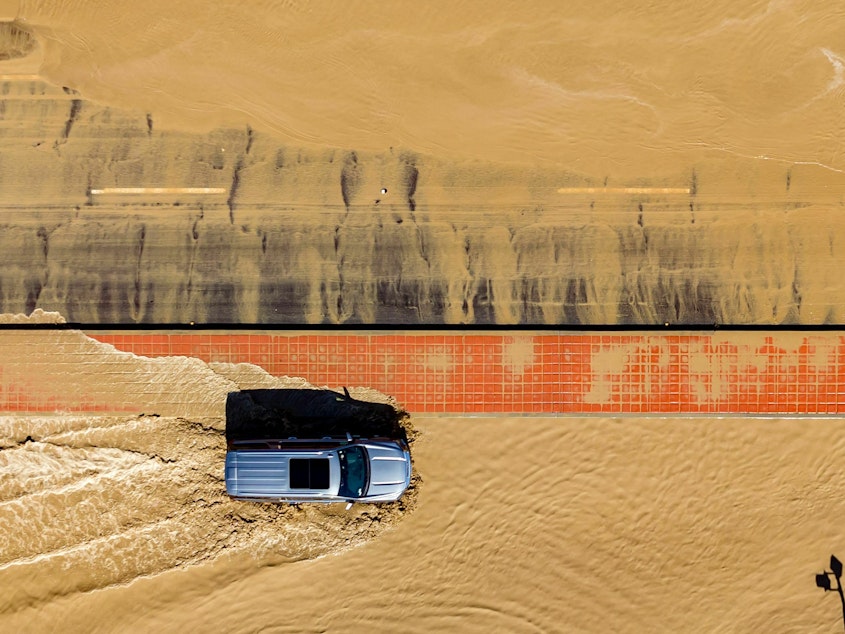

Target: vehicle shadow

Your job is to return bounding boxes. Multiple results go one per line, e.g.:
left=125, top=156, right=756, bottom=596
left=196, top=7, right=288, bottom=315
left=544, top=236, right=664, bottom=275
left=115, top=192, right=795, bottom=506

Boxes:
left=225, top=388, right=408, bottom=445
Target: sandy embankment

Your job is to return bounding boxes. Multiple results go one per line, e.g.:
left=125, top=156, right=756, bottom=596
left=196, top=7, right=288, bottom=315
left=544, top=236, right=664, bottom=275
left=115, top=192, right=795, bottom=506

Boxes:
left=0, top=136, right=843, bottom=324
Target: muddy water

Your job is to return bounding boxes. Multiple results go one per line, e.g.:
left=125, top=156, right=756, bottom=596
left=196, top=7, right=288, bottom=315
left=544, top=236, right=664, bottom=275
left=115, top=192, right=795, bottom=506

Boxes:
left=0, top=1, right=843, bottom=629
left=12, top=1, right=845, bottom=178
left=0, top=321, right=418, bottom=618
left=3, top=199, right=844, bottom=325
left=0, top=6, right=840, bottom=323
left=3, top=415, right=845, bottom=632
left=0, top=413, right=418, bottom=617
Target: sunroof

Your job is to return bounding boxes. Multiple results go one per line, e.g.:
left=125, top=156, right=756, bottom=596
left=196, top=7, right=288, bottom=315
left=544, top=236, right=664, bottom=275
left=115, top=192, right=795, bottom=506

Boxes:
left=290, top=458, right=330, bottom=490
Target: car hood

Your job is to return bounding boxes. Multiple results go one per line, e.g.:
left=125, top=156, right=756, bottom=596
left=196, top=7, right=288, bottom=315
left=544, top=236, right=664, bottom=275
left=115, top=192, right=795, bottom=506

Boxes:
left=366, top=443, right=411, bottom=500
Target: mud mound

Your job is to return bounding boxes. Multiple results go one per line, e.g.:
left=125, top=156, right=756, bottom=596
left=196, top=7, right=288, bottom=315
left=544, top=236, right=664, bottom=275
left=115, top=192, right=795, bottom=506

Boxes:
left=0, top=414, right=419, bottom=615
left=0, top=22, right=35, bottom=61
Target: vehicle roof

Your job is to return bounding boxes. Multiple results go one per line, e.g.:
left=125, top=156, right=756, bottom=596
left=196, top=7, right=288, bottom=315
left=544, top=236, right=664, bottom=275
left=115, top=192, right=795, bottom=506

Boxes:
left=225, top=439, right=411, bottom=502
left=225, top=449, right=341, bottom=499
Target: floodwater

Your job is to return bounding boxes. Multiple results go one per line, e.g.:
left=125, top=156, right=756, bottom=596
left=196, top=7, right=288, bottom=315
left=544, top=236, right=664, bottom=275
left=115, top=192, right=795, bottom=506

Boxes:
left=1, top=0, right=844, bottom=631
left=0, top=415, right=416, bottom=617
left=0, top=326, right=842, bottom=632
left=4, top=415, right=845, bottom=631
left=0, top=2, right=840, bottom=323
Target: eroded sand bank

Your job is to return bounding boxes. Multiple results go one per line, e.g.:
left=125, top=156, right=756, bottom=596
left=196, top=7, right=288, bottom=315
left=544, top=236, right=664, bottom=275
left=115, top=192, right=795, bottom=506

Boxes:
left=11, top=200, right=844, bottom=325
left=0, top=142, right=843, bottom=324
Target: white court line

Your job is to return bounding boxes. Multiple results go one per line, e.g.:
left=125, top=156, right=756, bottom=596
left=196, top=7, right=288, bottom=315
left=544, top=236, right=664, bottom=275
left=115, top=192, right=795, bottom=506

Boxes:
left=90, top=188, right=227, bottom=195
left=557, top=187, right=690, bottom=194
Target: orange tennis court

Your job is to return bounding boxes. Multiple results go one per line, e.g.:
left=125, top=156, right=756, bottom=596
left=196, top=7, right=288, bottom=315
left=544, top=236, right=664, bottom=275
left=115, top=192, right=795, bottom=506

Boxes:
left=2, top=330, right=844, bottom=415
left=77, top=331, right=845, bottom=415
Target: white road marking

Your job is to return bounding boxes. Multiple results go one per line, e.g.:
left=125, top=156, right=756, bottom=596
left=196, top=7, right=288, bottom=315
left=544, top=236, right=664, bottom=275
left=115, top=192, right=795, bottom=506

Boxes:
left=90, top=188, right=227, bottom=195
left=0, top=74, right=43, bottom=81
left=557, top=187, right=690, bottom=194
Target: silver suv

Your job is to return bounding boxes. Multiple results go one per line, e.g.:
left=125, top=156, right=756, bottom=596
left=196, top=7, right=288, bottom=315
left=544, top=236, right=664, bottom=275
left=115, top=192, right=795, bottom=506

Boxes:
left=225, top=434, right=411, bottom=504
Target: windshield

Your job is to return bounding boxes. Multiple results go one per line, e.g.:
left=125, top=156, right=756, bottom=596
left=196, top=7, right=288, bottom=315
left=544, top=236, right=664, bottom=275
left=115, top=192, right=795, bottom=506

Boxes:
left=337, top=446, right=368, bottom=498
